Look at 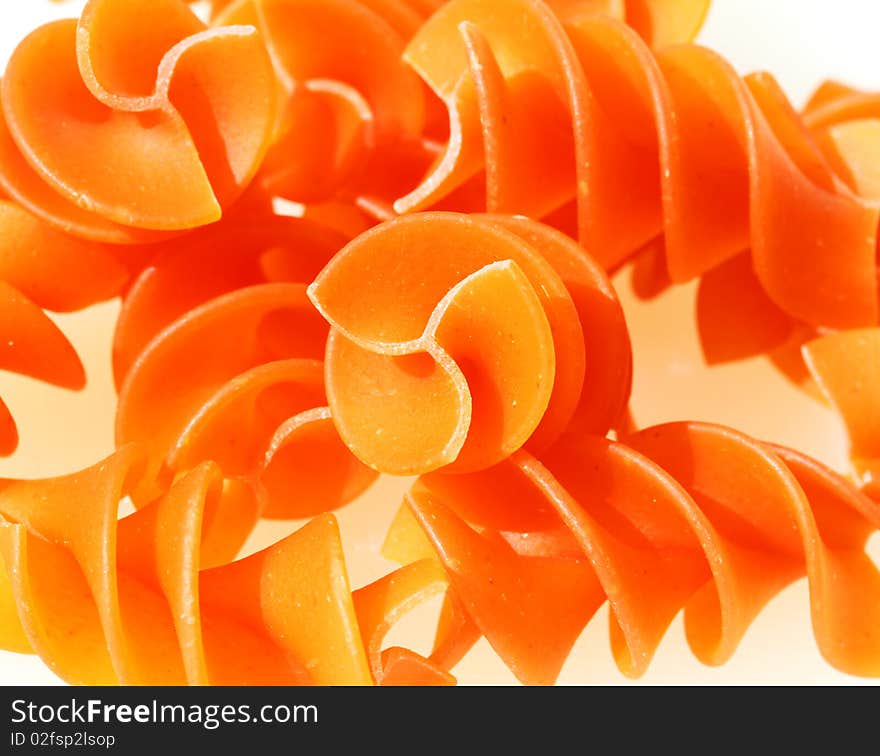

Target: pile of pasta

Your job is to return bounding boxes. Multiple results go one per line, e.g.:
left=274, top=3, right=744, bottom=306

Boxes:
left=2, top=0, right=880, bottom=685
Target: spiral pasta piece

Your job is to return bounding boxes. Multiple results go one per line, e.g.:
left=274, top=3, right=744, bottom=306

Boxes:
left=214, top=0, right=439, bottom=211
left=0, top=0, right=276, bottom=241
left=802, top=81, right=880, bottom=199
left=691, top=74, right=880, bottom=375
left=0, top=446, right=470, bottom=684
left=115, top=279, right=377, bottom=517
left=111, top=213, right=347, bottom=385
left=803, top=329, right=880, bottom=494
left=397, top=421, right=880, bottom=683
left=392, top=0, right=878, bottom=329
left=0, top=200, right=129, bottom=455
left=5, top=0, right=880, bottom=689
left=308, top=211, right=631, bottom=475
left=196, top=0, right=712, bottom=222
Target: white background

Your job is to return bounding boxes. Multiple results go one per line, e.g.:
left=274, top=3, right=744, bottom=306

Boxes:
left=1, top=0, right=879, bottom=685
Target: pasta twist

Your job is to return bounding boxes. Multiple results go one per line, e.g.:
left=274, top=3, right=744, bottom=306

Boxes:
left=113, top=215, right=379, bottom=516
left=0, top=200, right=129, bottom=456
left=0, top=446, right=458, bottom=684
left=4, top=0, right=880, bottom=688
left=212, top=0, right=444, bottom=216
left=308, top=211, right=632, bottom=475
left=694, top=77, right=880, bottom=378
left=803, top=328, right=880, bottom=496
left=770, top=86, right=880, bottom=486
left=0, top=0, right=277, bottom=242
left=391, top=0, right=878, bottom=332
left=394, top=421, right=880, bottom=684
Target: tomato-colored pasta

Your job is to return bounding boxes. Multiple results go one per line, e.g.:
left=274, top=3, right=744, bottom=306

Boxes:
left=803, top=329, right=880, bottom=496
left=211, top=0, right=443, bottom=220
left=0, top=445, right=467, bottom=684
left=114, top=277, right=377, bottom=514
left=392, top=0, right=876, bottom=333
left=0, top=0, right=277, bottom=241
left=0, top=200, right=129, bottom=456
left=396, top=422, right=880, bottom=683
left=308, top=211, right=631, bottom=475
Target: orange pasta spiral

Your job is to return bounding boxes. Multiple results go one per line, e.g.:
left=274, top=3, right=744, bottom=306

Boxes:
left=0, top=0, right=277, bottom=242
left=391, top=421, right=880, bottom=684
left=0, top=446, right=459, bottom=684
left=212, top=0, right=444, bottom=217
left=111, top=213, right=379, bottom=519
left=0, top=200, right=129, bottom=456
left=388, top=0, right=877, bottom=336
left=3, top=0, right=880, bottom=688
left=308, top=211, right=631, bottom=475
